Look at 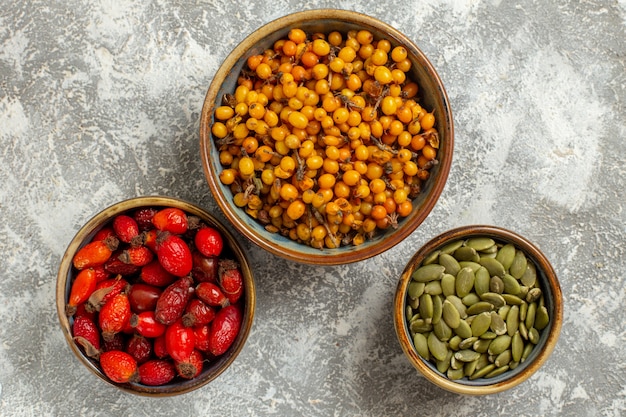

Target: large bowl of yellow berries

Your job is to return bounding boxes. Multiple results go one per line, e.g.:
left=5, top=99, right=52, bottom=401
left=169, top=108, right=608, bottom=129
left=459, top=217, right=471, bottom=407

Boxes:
left=200, top=9, right=454, bottom=265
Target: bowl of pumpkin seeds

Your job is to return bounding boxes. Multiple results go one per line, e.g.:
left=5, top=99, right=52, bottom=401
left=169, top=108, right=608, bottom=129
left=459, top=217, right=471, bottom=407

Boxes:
left=393, top=225, right=563, bottom=395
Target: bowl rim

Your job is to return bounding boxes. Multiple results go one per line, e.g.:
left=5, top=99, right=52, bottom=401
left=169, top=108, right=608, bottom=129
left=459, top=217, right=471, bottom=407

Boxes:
left=393, top=225, right=563, bottom=395
left=199, top=9, right=454, bottom=265
left=56, top=195, right=256, bottom=396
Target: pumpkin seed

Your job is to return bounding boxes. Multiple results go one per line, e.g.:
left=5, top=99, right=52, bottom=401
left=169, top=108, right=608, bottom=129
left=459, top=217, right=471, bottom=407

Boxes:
left=509, top=250, right=528, bottom=278
left=458, top=261, right=482, bottom=272
left=441, top=273, right=456, bottom=297
left=488, top=334, right=512, bottom=355
left=446, top=295, right=468, bottom=319
left=498, top=305, right=511, bottom=320
left=436, top=350, right=453, bottom=373
left=447, top=367, right=465, bottom=380
left=479, top=257, right=506, bottom=278
left=466, top=301, right=495, bottom=316
left=520, top=301, right=528, bottom=322
left=439, top=253, right=461, bottom=276
left=520, top=262, right=537, bottom=287
left=408, top=296, right=419, bottom=309
left=440, top=240, right=464, bottom=255
left=413, top=333, right=430, bottom=360
left=528, top=327, right=540, bottom=344
left=525, top=301, right=537, bottom=330
left=490, top=311, right=508, bottom=335
left=419, top=293, right=434, bottom=321
left=450, top=355, right=464, bottom=370
left=474, top=266, right=491, bottom=296
left=424, top=280, right=443, bottom=295
left=480, top=292, right=506, bottom=308
left=458, top=336, right=478, bottom=350
left=469, top=363, right=495, bottom=380
left=502, top=274, right=521, bottom=295
left=412, top=264, right=445, bottom=282
left=511, top=331, right=523, bottom=362
left=465, top=237, right=495, bottom=251
left=405, top=306, right=413, bottom=321
left=422, top=249, right=441, bottom=265
left=485, top=365, right=509, bottom=378
left=502, top=294, right=524, bottom=305
left=475, top=353, right=491, bottom=371
left=455, top=319, right=473, bottom=339
left=496, top=243, right=516, bottom=270
left=432, top=294, right=443, bottom=325
left=455, top=349, right=481, bottom=362
left=408, top=282, right=425, bottom=299
left=442, top=299, right=461, bottom=329
left=509, top=361, right=520, bottom=370
left=526, top=287, right=542, bottom=303
left=489, top=276, right=505, bottom=294
left=433, top=317, right=453, bottom=341
left=453, top=246, right=479, bottom=262
left=519, top=322, right=529, bottom=340
left=410, top=318, right=433, bottom=333
left=473, top=338, right=492, bottom=353
left=534, top=306, right=550, bottom=330
left=471, top=312, right=492, bottom=337
left=428, top=332, right=449, bottom=361
left=461, top=293, right=481, bottom=306
left=521, top=342, right=534, bottom=362
left=449, top=335, right=462, bottom=351
left=455, top=267, right=475, bottom=298
left=507, top=305, right=520, bottom=337
left=480, top=331, right=497, bottom=340
left=494, top=349, right=512, bottom=367
left=464, top=359, right=479, bottom=377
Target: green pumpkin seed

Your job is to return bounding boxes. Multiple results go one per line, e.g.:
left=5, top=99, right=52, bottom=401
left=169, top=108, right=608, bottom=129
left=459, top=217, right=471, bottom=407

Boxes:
left=465, top=237, right=496, bottom=251
left=408, top=296, right=419, bottom=309
left=439, top=253, right=461, bottom=276
left=520, top=262, right=537, bottom=287
left=502, top=294, right=524, bottom=305
left=424, top=280, right=443, bottom=295
left=528, top=327, right=540, bottom=344
left=462, top=293, right=481, bottom=307
left=480, top=292, right=506, bottom=308
left=518, top=285, right=529, bottom=299
left=521, top=342, right=534, bottom=362
left=480, top=331, right=497, bottom=340
left=475, top=353, right=491, bottom=371
left=525, top=302, right=537, bottom=330
left=408, top=282, right=425, bottom=299
left=412, top=264, right=445, bottom=282
left=427, top=332, right=449, bottom=361
left=485, top=365, right=509, bottom=378
left=455, top=349, right=481, bottom=362
left=458, top=261, right=482, bottom=273
left=436, top=354, right=452, bottom=373
left=406, top=305, right=413, bottom=321
left=455, top=319, right=473, bottom=339
left=509, top=360, right=520, bottom=370
left=442, top=299, right=461, bottom=329
left=469, top=363, right=495, bottom=380
left=511, top=331, right=523, bottom=362
left=502, top=274, right=521, bottom=295
left=419, top=293, right=434, bottom=321
left=440, top=240, right=464, bottom=255
left=441, top=273, right=456, bottom=297
left=479, top=243, right=498, bottom=255
left=490, top=311, right=508, bottom=335
left=526, top=287, right=542, bottom=303
left=455, top=267, right=475, bottom=298
left=450, top=355, right=464, bottom=370
left=489, top=276, right=505, bottom=294
left=422, top=249, right=441, bottom=265
left=471, top=312, right=492, bottom=337
left=432, top=294, right=443, bottom=325
left=534, top=306, right=550, bottom=330
left=464, top=359, right=479, bottom=377
left=413, top=332, right=430, bottom=360
left=519, top=322, right=529, bottom=340
left=479, top=257, right=506, bottom=278
left=474, top=266, right=491, bottom=296
left=473, top=338, right=492, bottom=353
left=410, top=318, right=432, bottom=333
left=453, top=246, right=479, bottom=262
left=495, top=243, right=516, bottom=270
left=458, top=336, right=478, bottom=350
left=494, top=349, right=512, bottom=368
left=488, top=334, right=512, bottom=355
left=506, top=305, right=520, bottom=338
left=509, top=250, right=528, bottom=278
left=434, top=317, right=453, bottom=341
left=447, top=367, right=465, bottom=380
left=446, top=295, right=468, bottom=319
left=449, top=335, right=462, bottom=351
left=466, top=301, right=495, bottom=316
left=520, top=301, right=528, bottom=322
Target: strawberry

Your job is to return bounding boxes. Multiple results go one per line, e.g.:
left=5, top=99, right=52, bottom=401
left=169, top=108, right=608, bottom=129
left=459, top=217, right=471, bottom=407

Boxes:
left=155, top=233, right=193, bottom=277
left=175, top=349, right=204, bottom=379
left=208, top=304, right=242, bottom=356
left=100, top=350, right=139, bottom=383
left=194, top=226, right=223, bottom=257
left=99, top=293, right=131, bottom=342
left=165, top=319, right=195, bottom=362
left=152, top=207, right=188, bottom=234
left=154, top=276, right=194, bottom=325
left=138, top=359, right=176, bottom=386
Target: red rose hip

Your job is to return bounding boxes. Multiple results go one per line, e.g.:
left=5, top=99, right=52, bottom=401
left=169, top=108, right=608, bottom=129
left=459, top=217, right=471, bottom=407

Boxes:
left=100, top=350, right=139, bottom=383
left=138, top=359, right=176, bottom=386
left=194, top=226, right=223, bottom=257
left=155, top=233, right=193, bottom=277
left=208, top=304, right=242, bottom=356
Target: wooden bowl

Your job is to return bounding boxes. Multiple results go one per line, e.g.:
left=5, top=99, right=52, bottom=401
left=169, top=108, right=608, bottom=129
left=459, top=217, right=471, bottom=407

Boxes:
left=56, top=196, right=255, bottom=396
left=393, top=225, right=563, bottom=395
left=199, top=9, right=454, bottom=265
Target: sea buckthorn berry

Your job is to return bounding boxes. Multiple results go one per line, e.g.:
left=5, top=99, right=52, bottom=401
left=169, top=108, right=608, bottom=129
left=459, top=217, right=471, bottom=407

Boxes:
left=391, top=46, right=408, bottom=62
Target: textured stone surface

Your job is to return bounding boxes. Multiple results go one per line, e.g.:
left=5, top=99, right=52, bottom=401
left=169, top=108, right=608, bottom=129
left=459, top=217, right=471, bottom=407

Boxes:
left=1, top=1, right=625, bottom=416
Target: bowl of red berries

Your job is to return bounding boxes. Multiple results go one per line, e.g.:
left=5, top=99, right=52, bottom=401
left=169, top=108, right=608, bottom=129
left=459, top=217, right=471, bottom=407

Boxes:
left=199, top=9, right=454, bottom=265
left=56, top=196, right=256, bottom=396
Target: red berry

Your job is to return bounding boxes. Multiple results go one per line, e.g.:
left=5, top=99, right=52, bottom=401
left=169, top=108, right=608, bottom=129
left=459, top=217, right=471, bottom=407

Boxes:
left=125, top=334, right=152, bottom=364
left=93, top=226, right=116, bottom=242
left=218, top=259, right=244, bottom=304
left=112, top=214, right=140, bottom=244
left=102, top=332, right=125, bottom=352
left=128, top=283, right=162, bottom=313
left=152, top=208, right=188, bottom=234
left=154, top=276, right=194, bottom=325
left=191, top=251, right=218, bottom=283
left=99, top=293, right=131, bottom=342
left=100, top=350, right=139, bottom=383
left=66, top=268, right=98, bottom=316
left=208, top=304, right=242, bottom=356
left=193, top=324, right=211, bottom=352
left=86, top=277, right=129, bottom=313
left=196, top=282, right=229, bottom=308
left=72, top=315, right=101, bottom=358
left=182, top=299, right=216, bottom=327
left=138, top=359, right=176, bottom=386
left=155, top=233, right=193, bottom=277
left=153, top=334, right=169, bottom=359
left=119, top=246, right=154, bottom=267
left=133, top=207, right=159, bottom=231
left=165, top=319, right=195, bottom=362
left=130, top=311, right=167, bottom=338
left=73, top=236, right=119, bottom=270
left=194, top=227, right=223, bottom=257
left=141, top=229, right=158, bottom=252
left=104, top=250, right=141, bottom=276
left=92, top=265, right=110, bottom=283
left=175, top=349, right=204, bottom=379
left=140, top=260, right=176, bottom=287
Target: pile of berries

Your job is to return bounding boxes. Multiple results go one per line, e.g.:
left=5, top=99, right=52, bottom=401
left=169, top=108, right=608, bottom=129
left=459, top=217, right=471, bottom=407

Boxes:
left=66, top=206, right=245, bottom=386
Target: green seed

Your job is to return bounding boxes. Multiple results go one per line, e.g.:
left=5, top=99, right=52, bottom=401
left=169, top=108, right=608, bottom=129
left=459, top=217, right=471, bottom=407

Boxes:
left=410, top=318, right=432, bottom=333
left=471, top=312, right=492, bottom=337
left=428, top=332, right=449, bottom=361
left=436, top=350, right=453, bottom=373
left=469, top=363, right=495, bottom=380
left=480, top=292, right=506, bottom=308
left=449, top=335, right=462, bottom=351
left=498, top=305, right=511, bottom=320
left=502, top=294, right=524, bottom=305
left=432, top=294, right=443, bottom=325
left=473, top=338, right=492, bottom=353
left=419, top=293, right=434, bottom=321
left=495, top=243, right=516, bottom=270
left=455, top=349, right=481, bottom=362
left=485, top=365, right=509, bottom=379
left=490, top=311, right=508, bottom=335
left=439, top=253, right=461, bottom=276
left=412, top=264, right=445, bottom=282
left=494, top=349, right=512, bottom=368
left=464, top=359, right=479, bottom=377
left=440, top=240, right=464, bottom=255
left=520, top=262, right=537, bottom=287
left=433, top=317, right=453, bottom=341
left=502, top=274, right=521, bottom=295
left=442, top=299, right=461, bottom=329
left=413, top=332, right=430, bottom=360
left=455, top=319, right=473, bottom=339
left=479, top=243, right=498, bottom=254
left=447, top=367, right=465, bottom=380
left=509, top=360, right=520, bottom=370
left=519, top=322, right=529, bottom=340
left=489, top=276, right=505, bottom=294
left=422, top=249, right=441, bottom=265
left=453, top=246, right=479, bottom=262
left=528, top=327, right=540, bottom=344
left=458, top=261, right=482, bottom=273
left=520, top=301, right=528, bottom=322
left=465, top=237, right=495, bottom=251
left=406, top=306, right=413, bottom=321
left=510, top=250, right=528, bottom=279
left=408, top=281, right=425, bottom=299
left=475, top=353, right=490, bottom=371
left=488, top=334, right=512, bottom=355
left=480, top=331, right=497, bottom=340
left=424, top=280, right=443, bottom=295
left=455, top=267, right=475, bottom=298
left=534, top=306, right=550, bottom=330
left=461, top=293, right=481, bottom=307
left=441, top=273, right=456, bottom=297
left=408, top=297, right=419, bottom=309
left=526, top=287, right=542, bottom=303
left=521, top=342, right=534, bottom=362
left=474, top=266, right=491, bottom=296
left=446, top=295, right=468, bottom=319
left=479, top=257, right=506, bottom=278
left=466, top=301, right=495, bottom=316
left=511, top=331, right=523, bottom=362
left=458, top=336, right=478, bottom=350
left=525, top=302, right=537, bottom=330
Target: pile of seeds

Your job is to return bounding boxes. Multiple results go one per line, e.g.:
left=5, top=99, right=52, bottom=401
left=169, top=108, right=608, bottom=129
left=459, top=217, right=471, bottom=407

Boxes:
left=405, top=237, right=550, bottom=381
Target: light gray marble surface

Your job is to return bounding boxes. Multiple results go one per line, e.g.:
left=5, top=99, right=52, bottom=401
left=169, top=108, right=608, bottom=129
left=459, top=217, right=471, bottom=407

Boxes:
left=1, top=1, right=624, bottom=416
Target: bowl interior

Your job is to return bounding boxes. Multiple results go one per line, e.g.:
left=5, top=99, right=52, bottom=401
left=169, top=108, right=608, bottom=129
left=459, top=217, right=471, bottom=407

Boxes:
left=394, top=225, right=563, bottom=394
left=200, top=10, right=454, bottom=264
left=56, top=196, right=255, bottom=396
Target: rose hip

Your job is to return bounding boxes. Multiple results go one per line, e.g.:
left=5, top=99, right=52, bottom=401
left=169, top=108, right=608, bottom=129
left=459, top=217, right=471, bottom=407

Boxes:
left=194, top=226, right=223, bottom=257
left=104, top=251, right=141, bottom=276
left=102, top=332, right=125, bottom=352
left=208, top=304, right=242, bottom=356
left=138, top=359, right=176, bottom=386
left=66, top=268, right=98, bottom=316
left=182, top=299, right=216, bottom=327
left=154, top=276, right=194, bottom=325
left=153, top=334, right=169, bottom=359
left=99, top=293, right=131, bottom=342
left=175, top=349, right=204, bottom=379
left=128, top=283, right=162, bottom=313
left=100, top=350, right=139, bottom=383
left=196, top=282, right=229, bottom=308
left=112, top=214, right=140, bottom=244
left=193, top=324, right=211, bottom=352
left=119, top=246, right=154, bottom=267
left=218, top=259, right=244, bottom=304
left=73, top=236, right=119, bottom=270
left=165, top=319, right=195, bottom=362
left=155, top=233, right=193, bottom=277
left=126, top=334, right=152, bottom=364
left=72, top=315, right=101, bottom=358
left=140, top=260, right=176, bottom=287
left=133, top=207, right=158, bottom=231
left=130, top=311, right=167, bottom=338
left=152, top=207, right=188, bottom=234
left=191, top=251, right=218, bottom=283
left=86, top=276, right=129, bottom=313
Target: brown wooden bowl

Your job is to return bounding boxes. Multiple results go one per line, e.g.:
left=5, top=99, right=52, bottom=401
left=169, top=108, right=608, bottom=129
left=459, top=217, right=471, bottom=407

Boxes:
left=394, top=225, right=563, bottom=395
left=56, top=196, right=255, bottom=396
left=199, top=9, right=454, bottom=265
